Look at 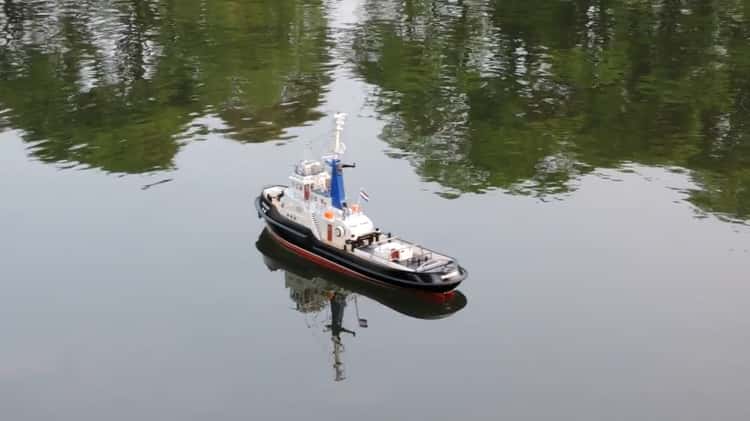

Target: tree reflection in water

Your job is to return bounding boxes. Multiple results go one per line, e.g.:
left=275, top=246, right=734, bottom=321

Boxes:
left=1, top=0, right=749, bottom=222
left=349, top=0, right=750, bottom=222
left=0, top=0, right=331, bottom=172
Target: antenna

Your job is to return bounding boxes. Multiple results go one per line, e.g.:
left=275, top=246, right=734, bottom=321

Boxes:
left=303, top=136, right=314, bottom=162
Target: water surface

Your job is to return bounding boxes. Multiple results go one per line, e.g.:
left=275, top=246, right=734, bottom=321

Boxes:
left=2, top=1, right=750, bottom=420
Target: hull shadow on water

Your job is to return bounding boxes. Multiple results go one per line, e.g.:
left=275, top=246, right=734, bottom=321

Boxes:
left=255, top=228, right=467, bottom=381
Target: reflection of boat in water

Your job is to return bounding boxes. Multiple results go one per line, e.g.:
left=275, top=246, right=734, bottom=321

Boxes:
left=256, top=228, right=467, bottom=381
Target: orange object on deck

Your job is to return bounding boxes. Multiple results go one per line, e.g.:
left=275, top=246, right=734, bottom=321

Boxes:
left=324, top=210, right=334, bottom=220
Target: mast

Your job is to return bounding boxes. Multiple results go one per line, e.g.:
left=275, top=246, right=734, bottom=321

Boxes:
left=328, top=113, right=348, bottom=210
left=333, top=112, right=346, bottom=157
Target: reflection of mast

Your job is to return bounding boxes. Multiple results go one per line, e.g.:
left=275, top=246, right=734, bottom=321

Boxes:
left=282, top=271, right=360, bottom=382
left=332, top=335, right=345, bottom=382
left=325, top=292, right=355, bottom=382
left=258, top=228, right=466, bottom=381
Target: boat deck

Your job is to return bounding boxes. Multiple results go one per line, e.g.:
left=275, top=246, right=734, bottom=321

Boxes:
left=354, top=237, right=456, bottom=273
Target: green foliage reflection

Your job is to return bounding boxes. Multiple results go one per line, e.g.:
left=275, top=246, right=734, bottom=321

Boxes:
left=351, top=0, right=750, bottom=221
left=0, top=0, right=331, bottom=173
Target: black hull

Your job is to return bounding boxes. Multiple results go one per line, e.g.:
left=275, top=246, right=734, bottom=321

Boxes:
left=256, top=229, right=467, bottom=319
left=255, top=194, right=466, bottom=293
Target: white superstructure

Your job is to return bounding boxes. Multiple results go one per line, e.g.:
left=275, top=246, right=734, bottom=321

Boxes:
left=261, top=114, right=461, bottom=277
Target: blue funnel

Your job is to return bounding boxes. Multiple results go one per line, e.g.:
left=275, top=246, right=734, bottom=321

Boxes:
left=328, top=159, right=345, bottom=209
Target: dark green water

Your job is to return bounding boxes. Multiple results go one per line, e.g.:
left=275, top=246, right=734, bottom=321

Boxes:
left=1, top=1, right=750, bottom=420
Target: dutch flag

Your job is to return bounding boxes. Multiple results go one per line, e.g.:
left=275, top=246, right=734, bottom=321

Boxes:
left=359, top=188, right=370, bottom=202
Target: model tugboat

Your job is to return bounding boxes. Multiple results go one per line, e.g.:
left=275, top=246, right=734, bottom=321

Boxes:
left=255, top=113, right=467, bottom=293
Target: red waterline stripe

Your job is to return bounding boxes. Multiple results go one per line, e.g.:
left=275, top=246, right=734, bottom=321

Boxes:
left=267, top=229, right=393, bottom=287
left=267, top=228, right=457, bottom=299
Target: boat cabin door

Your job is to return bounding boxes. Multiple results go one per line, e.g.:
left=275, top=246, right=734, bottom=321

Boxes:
left=304, top=184, right=310, bottom=201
